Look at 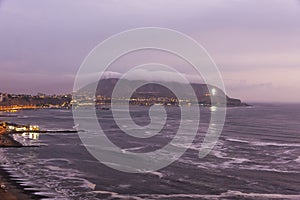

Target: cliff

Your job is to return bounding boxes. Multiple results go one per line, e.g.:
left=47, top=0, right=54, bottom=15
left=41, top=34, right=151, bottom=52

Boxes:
left=81, top=78, right=249, bottom=106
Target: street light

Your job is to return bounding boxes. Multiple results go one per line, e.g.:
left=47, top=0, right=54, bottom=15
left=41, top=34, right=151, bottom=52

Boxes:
left=211, top=88, right=216, bottom=96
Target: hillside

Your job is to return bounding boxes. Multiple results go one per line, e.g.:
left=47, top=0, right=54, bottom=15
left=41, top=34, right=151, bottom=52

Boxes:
left=80, top=78, right=249, bottom=106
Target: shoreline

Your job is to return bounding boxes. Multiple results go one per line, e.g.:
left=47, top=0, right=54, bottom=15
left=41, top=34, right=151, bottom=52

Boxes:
left=0, top=133, right=22, bottom=148
left=0, top=130, right=46, bottom=199
left=0, top=165, right=45, bottom=200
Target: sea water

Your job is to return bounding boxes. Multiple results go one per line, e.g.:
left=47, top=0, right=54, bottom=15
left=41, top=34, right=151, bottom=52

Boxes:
left=0, top=104, right=299, bottom=199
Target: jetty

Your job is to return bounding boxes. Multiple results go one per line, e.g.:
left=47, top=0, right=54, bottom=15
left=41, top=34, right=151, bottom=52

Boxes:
left=0, top=121, right=79, bottom=148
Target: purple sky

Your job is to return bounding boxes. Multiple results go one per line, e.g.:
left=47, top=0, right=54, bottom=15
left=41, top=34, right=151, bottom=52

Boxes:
left=0, top=0, right=300, bottom=103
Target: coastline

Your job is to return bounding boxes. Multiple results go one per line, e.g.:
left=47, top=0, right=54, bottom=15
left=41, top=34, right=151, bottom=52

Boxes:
left=0, top=133, right=22, bottom=148
left=0, top=131, right=45, bottom=199
left=0, top=166, right=44, bottom=200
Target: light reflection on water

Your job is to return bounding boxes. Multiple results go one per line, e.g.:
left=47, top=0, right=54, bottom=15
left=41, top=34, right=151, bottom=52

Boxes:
left=12, top=132, right=40, bottom=146
left=0, top=105, right=300, bottom=199
left=22, top=132, right=40, bottom=140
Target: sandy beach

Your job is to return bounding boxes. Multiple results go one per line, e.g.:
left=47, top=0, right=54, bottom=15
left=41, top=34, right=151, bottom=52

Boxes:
left=0, top=129, right=43, bottom=199
left=0, top=167, right=41, bottom=200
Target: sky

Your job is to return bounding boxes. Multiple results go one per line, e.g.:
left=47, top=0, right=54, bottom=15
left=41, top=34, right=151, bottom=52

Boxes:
left=0, top=0, right=300, bottom=103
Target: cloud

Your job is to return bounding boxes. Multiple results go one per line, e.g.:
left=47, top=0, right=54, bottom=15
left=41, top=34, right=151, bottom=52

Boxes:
left=109, top=69, right=203, bottom=84
left=78, top=70, right=203, bottom=84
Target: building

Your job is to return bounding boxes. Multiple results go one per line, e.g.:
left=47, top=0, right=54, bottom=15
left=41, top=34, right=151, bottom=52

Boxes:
left=29, top=125, right=40, bottom=131
left=5, top=123, right=40, bottom=132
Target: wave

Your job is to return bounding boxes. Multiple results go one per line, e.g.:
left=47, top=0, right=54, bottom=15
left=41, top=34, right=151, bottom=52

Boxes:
left=1, top=155, right=97, bottom=199
left=92, top=190, right=144, bottom=200
left=226, top=138, right=300, bottom=147
left=252, top=142, right=300, bottom=147
left=146, top=190, right=300, bottom=199
left=220, top=190, right=300, bottom=199
left=222, top=158, right=250, bottom=168
left=122, top=146, right=144, bottom=152
left=225, top=138, right=249, bottom=143
left=178, top=148, right=298, bottom=173
left=146, top=171, right=164, bottom=179
left=89, top=190, right=300, bottom=200
left=241, top=165, right=300, bottom=174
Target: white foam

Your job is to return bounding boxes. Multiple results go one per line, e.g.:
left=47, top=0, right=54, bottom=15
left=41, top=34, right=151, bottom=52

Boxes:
left=92, top=190, right=117, bottom=195
left=226, top=138, right=300, bottom=147
left=111, top=193, right=144, bottom=200
left=222, top=158, right=250, bottom=168
left=222, top=190, right=300, bottom=199
left=212, top=150, right=228, bottom=159
left=226, top=138, right=250, bottom=144
left=40, top=158, right=73, bottom=165
left=1, top=154, right=96, bottom=199
left=122, top=146, right=144, bottom=152
left=136, top=190, right=300, bottom=199
left=118, top=184, right=131, bottom=188
left=252, top=141, right=300, bottom=147
left=147, top=171, right=164, bottom=179
left=81, top=179, right=96, bottom=190
left=92, top=191, right=144, bottom=200
left=241, top=165, right=300, bottom=174
left=34, top=192, right=68, bottom=198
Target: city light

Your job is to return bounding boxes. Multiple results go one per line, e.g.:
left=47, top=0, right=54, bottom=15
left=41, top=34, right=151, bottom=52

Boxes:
left=211, top=88, right=216, bottom=96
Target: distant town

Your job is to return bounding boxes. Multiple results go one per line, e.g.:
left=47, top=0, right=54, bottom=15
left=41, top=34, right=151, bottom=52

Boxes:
left=0, top=93, right=72, bottom=111
left=0, top=92, right=188, bottom=111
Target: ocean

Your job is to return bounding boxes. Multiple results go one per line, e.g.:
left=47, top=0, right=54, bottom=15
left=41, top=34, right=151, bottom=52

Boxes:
left=0, top=104, right=299, bottom=200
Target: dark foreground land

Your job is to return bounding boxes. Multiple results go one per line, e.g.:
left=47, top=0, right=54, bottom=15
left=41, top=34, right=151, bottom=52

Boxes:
left=0, top=167, right=44, bottom=200
left=0, top=144, right=45, bottom=200
left=0, top=130, right=44, bottom=199
left=0, top=133, right=22, bottom=148
left=0, top=122, right=79, bottom=199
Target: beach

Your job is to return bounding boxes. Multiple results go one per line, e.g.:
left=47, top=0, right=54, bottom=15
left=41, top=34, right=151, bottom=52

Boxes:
left=0, top=167, right=41, bottom=200
left=0, top=129, right=43, bottom=199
